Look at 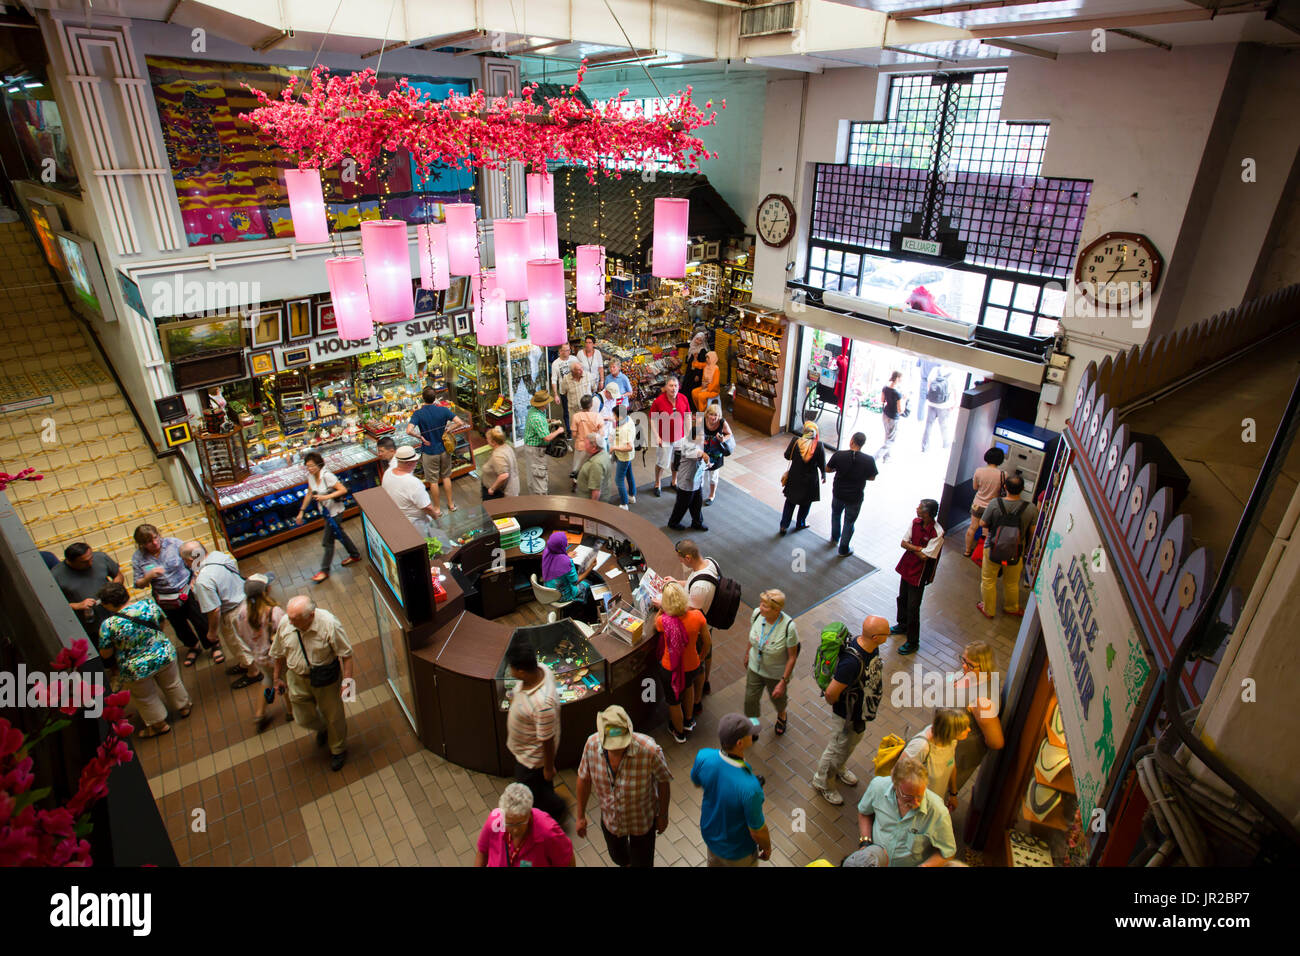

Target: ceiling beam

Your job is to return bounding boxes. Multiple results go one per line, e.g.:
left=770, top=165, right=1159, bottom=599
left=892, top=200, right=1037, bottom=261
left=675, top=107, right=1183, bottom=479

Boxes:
left=891, top=0, right=1059, bottom=19
left=981, top=38, right=1057, bottom=59
left=509, top=39, right=569, bottom=56
left=253, top=31, right=294, bottom=53
left=963, top=4, right=1271, bottom=39
left=585, top=48, right=657, bottom=65
left=882, top=44, right=962, bottom=63
left=418, top=29, right=487, bottom=51
left=1107, top=28, right=1173, bottom=51
left=362, top=40, right=414, bottom=59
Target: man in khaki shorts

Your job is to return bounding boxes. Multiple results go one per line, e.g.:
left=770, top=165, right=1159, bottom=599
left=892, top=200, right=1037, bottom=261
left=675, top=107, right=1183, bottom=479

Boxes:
left=405, top=386, right=467, bottom=518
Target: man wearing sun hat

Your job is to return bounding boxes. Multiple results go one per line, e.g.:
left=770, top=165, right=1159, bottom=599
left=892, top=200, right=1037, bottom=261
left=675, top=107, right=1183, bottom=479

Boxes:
left=382, top=445, right=438, bottom=536
left=575, top=705, right=673, bottom=867
left=524, top=389, right=566, bottom=496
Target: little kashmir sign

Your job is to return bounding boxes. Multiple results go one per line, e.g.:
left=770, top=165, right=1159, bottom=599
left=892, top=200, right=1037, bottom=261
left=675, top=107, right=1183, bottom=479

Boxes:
left=1031, top=467, right=1154, bottom=829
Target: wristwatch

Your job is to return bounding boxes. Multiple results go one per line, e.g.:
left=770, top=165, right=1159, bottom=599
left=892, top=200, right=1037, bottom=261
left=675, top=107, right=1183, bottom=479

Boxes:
left=859, top=837, right=874, bottom=847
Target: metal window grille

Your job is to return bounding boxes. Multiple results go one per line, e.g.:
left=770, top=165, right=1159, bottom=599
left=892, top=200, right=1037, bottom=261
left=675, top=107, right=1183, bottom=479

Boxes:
left=979, top=274, right=1066, bottom=337
left=824, top=69, right=1090, bottom=281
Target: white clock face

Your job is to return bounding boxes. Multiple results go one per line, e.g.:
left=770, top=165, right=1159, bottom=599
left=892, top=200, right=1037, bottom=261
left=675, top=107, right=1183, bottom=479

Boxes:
left=758, top=197, right=793, bottom=246
left=1078, top=236, right=1158, bottom=307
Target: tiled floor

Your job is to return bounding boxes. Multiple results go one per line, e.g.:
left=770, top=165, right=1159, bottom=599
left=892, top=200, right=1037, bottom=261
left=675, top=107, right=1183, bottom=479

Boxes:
left=137, top=419, right=1021, bottom=866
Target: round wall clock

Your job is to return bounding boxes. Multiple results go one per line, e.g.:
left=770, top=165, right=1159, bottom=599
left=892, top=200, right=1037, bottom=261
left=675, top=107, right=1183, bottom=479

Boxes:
left=756, top=193, right=796, bottom=248
left=1074, top=231, right=1163, bottom=309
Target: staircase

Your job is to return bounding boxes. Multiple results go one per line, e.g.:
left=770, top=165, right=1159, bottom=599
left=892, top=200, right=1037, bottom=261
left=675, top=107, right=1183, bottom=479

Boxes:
left=0, top=221, right=211, bottom=577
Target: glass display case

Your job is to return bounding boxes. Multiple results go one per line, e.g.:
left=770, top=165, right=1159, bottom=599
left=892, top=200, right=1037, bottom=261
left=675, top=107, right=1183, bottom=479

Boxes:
left=494, top=621, right=608, bottom=710
left=212, top=442, right=379, bottom=556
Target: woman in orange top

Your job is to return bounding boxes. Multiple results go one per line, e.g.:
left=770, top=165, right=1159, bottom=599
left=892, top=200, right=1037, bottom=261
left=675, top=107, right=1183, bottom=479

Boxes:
left=654, top=581, right=710, bottom=744
left=691, top=351, right=721, bottom=412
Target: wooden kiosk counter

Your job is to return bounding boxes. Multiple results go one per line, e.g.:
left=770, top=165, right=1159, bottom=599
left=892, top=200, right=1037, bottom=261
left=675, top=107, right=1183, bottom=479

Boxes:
left=354, top=489, right=677, bottom=777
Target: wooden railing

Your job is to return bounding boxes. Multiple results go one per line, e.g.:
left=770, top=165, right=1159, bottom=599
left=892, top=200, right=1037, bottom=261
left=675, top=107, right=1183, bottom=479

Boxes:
left=1088, top=285, right=1300, bottom=410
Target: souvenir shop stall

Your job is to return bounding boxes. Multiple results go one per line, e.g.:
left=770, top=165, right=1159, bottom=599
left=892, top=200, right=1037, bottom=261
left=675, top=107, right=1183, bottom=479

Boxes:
left=968, top=369, right=1215, bottom=867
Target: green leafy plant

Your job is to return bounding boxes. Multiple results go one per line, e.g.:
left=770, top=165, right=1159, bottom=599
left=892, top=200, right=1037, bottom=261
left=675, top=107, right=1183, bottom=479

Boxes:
left=425, top=537, right=443, bottom=559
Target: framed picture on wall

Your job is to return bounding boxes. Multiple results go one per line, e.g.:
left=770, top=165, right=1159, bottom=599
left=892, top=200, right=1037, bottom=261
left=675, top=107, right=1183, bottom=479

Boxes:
left=280, top=346, right=311, bottom=369
left=249, top=307, right=283, bottom=348
left=690, top=242, right=706, bottom=262
left=413, top=282, right=440, bottom=317
left=159, top=315, right=245, bottom=361
left=444, top=276, right=468, bottom=313
left=705, top=241, right=720, bottom=260
left=163, top=421, right=193, bottom=447
left=248, top=350, right=276, bottom=377
left=285, top=298, right=313, bottom=342
left=316, top=302, right=338, bottom=335
left=453, top=311, right=471, bottom=337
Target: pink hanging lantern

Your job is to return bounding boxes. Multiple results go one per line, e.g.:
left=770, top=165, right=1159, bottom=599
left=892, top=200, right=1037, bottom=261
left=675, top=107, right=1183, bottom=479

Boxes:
left=360, top=219, right=414, bottom=324
left=445, top=203, right=479, bottom=275
left=325, top=256, right=372, bottom=339
left=526, top=259, right=567, bottom=347
left=576, top=244, right=605, bottom=313
left=493, top=219, right=531, bottom=301
left=417, top=222, right=450, bottom=291
left=473, top=271, right=509, bottom=346
left=651, top=197, right=690, bottom=279
left=284, top=168, right=329, bottom=244
left=526, top=172, right=554, bottom=214
left=526, top=212, right=559, bottom=261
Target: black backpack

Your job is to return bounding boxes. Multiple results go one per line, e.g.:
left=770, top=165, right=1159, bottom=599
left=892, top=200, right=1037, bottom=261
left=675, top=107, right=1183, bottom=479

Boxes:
left=693, top=561, right=742, bottom=630
left=927, top=374, right=950, bottom=406
left=986, top=499, right=1028, bottom=565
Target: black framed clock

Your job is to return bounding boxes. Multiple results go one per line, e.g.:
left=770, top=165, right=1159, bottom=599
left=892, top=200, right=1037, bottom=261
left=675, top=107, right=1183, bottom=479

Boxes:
left=756, top=193, right=796, bottom=249
left=1074, top=231, right=1163, bottom=309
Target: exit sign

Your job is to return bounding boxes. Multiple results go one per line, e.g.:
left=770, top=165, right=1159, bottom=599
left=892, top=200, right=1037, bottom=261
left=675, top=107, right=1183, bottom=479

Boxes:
left=900, top=236, right=943, bottom=257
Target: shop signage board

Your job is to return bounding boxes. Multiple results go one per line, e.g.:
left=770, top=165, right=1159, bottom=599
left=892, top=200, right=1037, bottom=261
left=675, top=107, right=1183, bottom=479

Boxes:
left=1030, top=466, right=1155, bottom=828
left=270, top=314, right=451, bottom=366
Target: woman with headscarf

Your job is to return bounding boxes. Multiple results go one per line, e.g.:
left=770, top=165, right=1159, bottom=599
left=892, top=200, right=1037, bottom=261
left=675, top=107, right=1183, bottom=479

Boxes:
left=691, top=351, right=721, bottom=412
left=779, top=421, right=827, bottom=534
left=682, top=331, right=708, bottom=403
left=540, top=531, right=595, bottom=608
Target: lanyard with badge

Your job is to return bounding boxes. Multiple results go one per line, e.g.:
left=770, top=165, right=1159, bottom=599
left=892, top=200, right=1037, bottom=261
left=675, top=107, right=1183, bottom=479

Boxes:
left=756, top=615, right=784, bottom=653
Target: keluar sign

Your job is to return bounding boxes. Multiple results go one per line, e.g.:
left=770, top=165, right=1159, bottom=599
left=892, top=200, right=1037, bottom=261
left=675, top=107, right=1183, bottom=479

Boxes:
left=1032, top=467, right=1154, bottom=834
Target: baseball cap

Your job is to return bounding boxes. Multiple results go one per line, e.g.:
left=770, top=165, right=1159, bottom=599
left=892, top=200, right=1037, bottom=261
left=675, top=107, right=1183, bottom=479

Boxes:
left=395, top=445, right=419, bottom=462
left=718, top=713, right=757, bottom=750
left=244, top=572, right=277, bottom=598
left=604, top=381, right=622, bottom=400
left=596, top=705, right=634, bottom=750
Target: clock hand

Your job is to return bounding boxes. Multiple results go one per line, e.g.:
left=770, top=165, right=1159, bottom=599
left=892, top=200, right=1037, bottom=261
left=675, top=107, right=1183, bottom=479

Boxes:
left=1105, top=254, right=1127, bottom=285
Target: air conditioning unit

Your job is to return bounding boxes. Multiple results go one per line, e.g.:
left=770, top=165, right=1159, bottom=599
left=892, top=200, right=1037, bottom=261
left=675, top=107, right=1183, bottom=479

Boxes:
left=818, top=289, right=976, bottom=341
left=739, top=2, right=797, bottom=38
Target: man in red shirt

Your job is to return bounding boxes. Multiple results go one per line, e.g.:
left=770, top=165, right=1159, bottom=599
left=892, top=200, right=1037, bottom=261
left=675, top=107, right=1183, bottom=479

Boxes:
left=649, top=375, right=693, bottom=497
left=892, top=498, right=943, bottom=655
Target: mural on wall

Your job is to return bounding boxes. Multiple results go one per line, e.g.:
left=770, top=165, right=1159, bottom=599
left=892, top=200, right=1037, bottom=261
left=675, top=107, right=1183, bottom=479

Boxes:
left=145, top=57, right=474, bottom=246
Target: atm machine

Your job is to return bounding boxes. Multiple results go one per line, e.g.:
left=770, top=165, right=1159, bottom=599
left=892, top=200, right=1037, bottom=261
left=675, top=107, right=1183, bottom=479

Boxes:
left=992, top=418, right=1059, bottom=498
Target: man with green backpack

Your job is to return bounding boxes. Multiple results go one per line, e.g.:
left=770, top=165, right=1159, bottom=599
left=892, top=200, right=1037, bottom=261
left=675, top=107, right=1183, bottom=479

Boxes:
left=810, top=615, right=891, bottom=806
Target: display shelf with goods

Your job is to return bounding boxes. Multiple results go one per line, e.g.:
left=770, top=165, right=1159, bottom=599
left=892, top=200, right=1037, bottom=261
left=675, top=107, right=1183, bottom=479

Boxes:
left=498, top=341, right=548, bottom=443
left=724, top=264, right=754, bottom=308
left=494, top=622, right=608, bottom=711
left=731, top=305, right=789, bottom=435
left=446, top=334, right=503, bottom=434
left=212, top=442, right=380, bottom=558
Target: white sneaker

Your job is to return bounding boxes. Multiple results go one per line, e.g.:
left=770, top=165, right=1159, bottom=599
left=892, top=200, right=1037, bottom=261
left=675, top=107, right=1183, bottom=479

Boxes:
left=812, top=783, right=844, bottom=806
left=618, top=504, right=628, bottom=510
left=837, top=768, right=859, bottom=786
left=629, top=496, right=636, bottom=504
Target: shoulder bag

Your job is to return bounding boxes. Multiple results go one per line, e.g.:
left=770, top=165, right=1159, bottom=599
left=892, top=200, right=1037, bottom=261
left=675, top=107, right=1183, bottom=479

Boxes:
left=296, top=628, right=341, bottom=687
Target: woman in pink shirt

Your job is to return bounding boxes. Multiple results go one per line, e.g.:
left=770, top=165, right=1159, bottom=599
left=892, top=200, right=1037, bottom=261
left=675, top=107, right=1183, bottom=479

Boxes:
left=966, top=447, right=1006, bottom=557
left=475, top=783, right=575, bottom=867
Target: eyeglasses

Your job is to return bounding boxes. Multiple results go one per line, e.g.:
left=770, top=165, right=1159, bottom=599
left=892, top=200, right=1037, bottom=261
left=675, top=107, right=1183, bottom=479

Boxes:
left=897, top=789, right=925, bottom=808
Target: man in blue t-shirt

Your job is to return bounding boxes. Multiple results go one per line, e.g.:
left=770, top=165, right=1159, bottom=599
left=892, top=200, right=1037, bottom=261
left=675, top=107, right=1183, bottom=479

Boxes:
left=405, top=387, right=467, bottom=519
left=690, top=713, right=771, bottom=866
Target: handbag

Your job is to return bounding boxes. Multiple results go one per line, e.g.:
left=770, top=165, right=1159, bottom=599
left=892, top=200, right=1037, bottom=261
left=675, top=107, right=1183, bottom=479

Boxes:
left=442, top=430, right=457, bottom=455
left=545, top=434, right=570, bottom=458
left=295, top=628, right=341, bottom=687
left=873, top=733, right=907, bottom=777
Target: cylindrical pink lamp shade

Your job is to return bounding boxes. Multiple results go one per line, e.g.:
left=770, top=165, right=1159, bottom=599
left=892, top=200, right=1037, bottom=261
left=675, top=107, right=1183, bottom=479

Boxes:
left=360, top=219, right=414, bottom=325
left=445, top=203, right=479, bottom=275
left=325, top=256, right=372, bottom=339
left=285, top=168, right=329, bottom=244
left=493, top=219, right=530, bottom=301
left=576, top=244, right=605, bottom=313
left=417, top=223, right=450, bottom=291
left=526, top=259, right=567, bottom=347
left=652, top=197, right=690, bottom=279
left=526, top=212, right=559, bottom=262
left=473, top=271, right=509, bottom=346
left=526, top=172, right=554, bottom=214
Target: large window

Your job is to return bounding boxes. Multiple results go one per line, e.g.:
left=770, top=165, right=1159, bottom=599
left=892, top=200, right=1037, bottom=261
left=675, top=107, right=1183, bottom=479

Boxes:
left=809, top=69, right=1085, bottom=337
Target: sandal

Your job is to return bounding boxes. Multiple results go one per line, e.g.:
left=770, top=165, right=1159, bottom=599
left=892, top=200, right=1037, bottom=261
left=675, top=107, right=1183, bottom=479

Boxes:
left=176, top=705, right=192, bottom=720
left=224, top=664, right=245, bottom=676
left=775, top=717, right=788, bottom=736
left=432, top=508, right=444, bottom=519
left=138, top=722, right=171, bottom=739
left=232, top=673, right=262, bottom=689
left=210, top=648, right=226, bottom=666
left=447, top=503, right=458, bottom=512
left=183, top=648, right=200, bottom=668
left=255, top=714, right=273, bottom=734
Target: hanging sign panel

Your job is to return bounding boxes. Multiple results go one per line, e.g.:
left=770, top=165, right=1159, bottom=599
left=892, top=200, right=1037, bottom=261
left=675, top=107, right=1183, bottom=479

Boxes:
left=1031, top=466, right=1155, bottom=829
